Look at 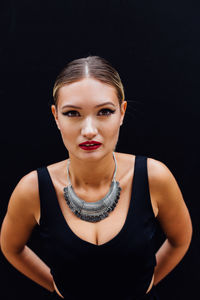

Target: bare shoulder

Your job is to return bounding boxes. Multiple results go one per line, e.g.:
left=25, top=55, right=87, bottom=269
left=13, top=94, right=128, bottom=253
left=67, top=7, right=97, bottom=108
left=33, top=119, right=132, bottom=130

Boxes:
left=146, top=157, right=179, bottom=207
left=15, top=159, right=68, bottom=222
left=15, top=170, right=39, bottom=194
left=1, top=170, right=41, bottom=253
left=146, top=157, right=182, bottom=218
left=14, top=170, right=39, bottom=201
left=146, top=156, right=184, bottom=200
left=7, top=170, right=40, bottom=224
left=147, top=157, right=192, bottom=246
left=147, top=157, right=173, bottom=185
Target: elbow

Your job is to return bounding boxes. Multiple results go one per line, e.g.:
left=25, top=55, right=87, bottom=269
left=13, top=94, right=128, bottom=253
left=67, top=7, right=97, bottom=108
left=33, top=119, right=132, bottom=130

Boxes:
left=1, top=243, right=24, bottom=259
left=167, top=219, right=193, bottom=253
left=168, top=226, right=193, bottom=255
left=0, top=233, right=23, bottom=259
left=0, top=236, right=10, bottom=258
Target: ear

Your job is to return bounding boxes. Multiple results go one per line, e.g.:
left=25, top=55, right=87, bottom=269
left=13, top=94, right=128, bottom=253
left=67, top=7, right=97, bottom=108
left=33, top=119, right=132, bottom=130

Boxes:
left=51, top=105, right=60, bottom=130
left=119, top=100, right=127, bottom=126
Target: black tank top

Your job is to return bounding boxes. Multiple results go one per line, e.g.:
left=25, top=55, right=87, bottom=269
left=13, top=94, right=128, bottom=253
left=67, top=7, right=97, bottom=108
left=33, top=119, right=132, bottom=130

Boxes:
left=37, top=155, right=157, bottom=300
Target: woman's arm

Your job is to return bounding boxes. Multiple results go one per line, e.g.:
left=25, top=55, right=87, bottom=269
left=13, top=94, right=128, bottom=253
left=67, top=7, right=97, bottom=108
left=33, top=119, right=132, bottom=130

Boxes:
left=0, top=171, right=55, bottom=292
left=148, top=158, right=193, bottom=286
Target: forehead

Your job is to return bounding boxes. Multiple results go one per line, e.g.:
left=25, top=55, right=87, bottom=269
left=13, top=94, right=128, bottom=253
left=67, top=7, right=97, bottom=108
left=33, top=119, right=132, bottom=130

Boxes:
left=57, top=78, right=118, bottom=107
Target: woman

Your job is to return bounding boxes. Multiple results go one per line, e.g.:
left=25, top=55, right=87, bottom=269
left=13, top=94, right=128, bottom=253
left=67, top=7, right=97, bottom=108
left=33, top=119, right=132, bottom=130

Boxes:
left=1, top=56, right=192, bottom=300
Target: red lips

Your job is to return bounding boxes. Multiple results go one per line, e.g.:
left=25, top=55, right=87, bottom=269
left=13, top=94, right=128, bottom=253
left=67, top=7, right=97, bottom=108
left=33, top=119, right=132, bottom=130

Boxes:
left=79, top=140, right=102, bottom=146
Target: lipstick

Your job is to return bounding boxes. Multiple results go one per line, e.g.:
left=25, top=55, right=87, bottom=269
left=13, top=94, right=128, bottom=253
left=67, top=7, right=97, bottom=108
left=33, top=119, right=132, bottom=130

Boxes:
left=79, top=140, right=102, bottom=151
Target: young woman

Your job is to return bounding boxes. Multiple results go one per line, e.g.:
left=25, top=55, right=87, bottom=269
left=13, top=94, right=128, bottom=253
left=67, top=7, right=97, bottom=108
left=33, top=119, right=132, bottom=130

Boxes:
left=0, top=56, right=192, bottom=300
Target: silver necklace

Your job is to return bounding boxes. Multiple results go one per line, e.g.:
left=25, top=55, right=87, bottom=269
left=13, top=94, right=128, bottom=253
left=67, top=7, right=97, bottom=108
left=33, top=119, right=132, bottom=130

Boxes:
left=63, top=152, right=122, bottom=223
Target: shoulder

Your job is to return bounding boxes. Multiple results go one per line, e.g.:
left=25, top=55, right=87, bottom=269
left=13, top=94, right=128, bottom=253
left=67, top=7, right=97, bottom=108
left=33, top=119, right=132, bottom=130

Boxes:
left=145, top=156, right=172, bottom=217
left=146, top=157, right=178, bottom=204
left=116, top=152, right=171, bottom=181
left=146, top=157, right=180, bottom=201
left=1, top=171, right=41, bottom=253
left=146, top=157, right=192, bottom=246
left=146, top=157, right=187, bottom=220
left=7, top=170, right=40, bottom=224
left=143, top=156, right=181, bottom=218
left=8, top=159, right=67, bottom=225
left=147, top=157, right=173, bottom=185
left=115, top=152, right=171, bottom=182
left=11, top=170, right=39, bottom=201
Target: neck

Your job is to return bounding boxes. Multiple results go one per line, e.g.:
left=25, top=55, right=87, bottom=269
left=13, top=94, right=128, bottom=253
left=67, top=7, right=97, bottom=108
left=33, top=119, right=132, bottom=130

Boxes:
left=67, top=152, right=116, bottom=190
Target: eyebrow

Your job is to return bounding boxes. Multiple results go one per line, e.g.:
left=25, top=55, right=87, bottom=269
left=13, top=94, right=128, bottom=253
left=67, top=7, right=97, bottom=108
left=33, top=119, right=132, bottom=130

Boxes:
left=61, top=101, right=116, bottom=109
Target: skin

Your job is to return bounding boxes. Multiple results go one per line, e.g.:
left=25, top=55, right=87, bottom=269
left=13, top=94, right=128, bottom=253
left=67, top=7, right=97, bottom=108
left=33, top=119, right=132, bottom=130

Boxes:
left=0, top=78, right=192, bottom=298
left=52, top=78, right=127, bottom=189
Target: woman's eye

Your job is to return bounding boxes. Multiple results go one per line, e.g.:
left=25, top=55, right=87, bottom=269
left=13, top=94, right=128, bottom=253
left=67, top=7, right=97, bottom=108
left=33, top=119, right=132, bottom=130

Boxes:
left=63, top=110, right=80, bottom=117
left=98, top=108, right=115, bottom=116
left=62, top=108, right=115, bottom=117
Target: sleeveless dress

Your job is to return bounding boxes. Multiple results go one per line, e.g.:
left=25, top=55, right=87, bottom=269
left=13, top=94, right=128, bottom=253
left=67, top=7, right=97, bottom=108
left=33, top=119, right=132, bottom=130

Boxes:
left=37, top=156, right=159, bottom=300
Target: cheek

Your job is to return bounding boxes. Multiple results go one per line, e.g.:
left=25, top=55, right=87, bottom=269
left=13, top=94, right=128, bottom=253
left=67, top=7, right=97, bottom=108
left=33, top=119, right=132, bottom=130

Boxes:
left=59, top=124, right=75, bottom=141
left=57, top=119, right=75, bottom=145
left=103, top=124, right=120, bottom=137
left=100, top=118, right=121, bottom=135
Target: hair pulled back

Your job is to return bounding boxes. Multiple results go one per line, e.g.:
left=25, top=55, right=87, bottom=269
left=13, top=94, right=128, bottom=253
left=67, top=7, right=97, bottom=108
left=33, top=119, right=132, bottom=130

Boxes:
left=53, top=56, right=125, bottom=107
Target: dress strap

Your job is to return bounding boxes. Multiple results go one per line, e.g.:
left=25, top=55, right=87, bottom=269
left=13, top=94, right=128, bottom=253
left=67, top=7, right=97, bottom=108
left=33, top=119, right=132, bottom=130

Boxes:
left=37, top=167, right=60, bottom=228
left=133, top=156, right=154, bottom=217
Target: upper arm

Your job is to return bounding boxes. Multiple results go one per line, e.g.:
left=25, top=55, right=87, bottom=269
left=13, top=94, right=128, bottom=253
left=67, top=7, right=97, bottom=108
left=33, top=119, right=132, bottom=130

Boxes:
left=148, top=158, right=192, bottom=247
left=0, top=170, right=40, bottom=254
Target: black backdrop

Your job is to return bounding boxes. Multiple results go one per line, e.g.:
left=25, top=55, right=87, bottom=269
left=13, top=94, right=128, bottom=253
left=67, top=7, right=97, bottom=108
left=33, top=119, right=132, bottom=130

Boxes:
left=0, top=1, right=200, bottom=299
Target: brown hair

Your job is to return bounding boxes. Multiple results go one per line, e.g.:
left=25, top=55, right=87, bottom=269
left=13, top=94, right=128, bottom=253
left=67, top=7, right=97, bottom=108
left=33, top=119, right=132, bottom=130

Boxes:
left=53, top=56, right=125, bottom=108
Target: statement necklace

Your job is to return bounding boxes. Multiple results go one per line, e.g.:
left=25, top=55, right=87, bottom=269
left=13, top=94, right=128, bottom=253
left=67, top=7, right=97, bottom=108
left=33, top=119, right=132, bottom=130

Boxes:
left=63, top=152, right=122, bottom=223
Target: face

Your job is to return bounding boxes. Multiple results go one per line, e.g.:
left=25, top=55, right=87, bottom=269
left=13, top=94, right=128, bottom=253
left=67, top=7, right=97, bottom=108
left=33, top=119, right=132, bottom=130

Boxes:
left=51, top=78, right=127, bottom=161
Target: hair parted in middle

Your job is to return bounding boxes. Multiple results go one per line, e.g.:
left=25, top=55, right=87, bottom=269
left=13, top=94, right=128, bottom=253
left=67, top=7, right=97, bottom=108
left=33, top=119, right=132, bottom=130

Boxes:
left=53, top=56, right=125, bottom=108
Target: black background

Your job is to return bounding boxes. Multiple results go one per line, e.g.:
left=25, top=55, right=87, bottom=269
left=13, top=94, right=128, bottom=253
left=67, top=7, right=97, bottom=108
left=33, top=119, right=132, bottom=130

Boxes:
left=0, top=1, right=200, bottom=299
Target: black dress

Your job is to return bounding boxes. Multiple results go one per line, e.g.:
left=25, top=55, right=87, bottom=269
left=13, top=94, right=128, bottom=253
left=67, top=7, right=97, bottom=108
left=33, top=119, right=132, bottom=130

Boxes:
left=37, top=156, right=159, bottom=300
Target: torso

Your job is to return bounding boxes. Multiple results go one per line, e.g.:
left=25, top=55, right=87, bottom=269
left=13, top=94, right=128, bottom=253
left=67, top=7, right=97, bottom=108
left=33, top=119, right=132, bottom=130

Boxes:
left=35, top=152, right=158, bottom=296
left=35, top=152, right=158, bottom=244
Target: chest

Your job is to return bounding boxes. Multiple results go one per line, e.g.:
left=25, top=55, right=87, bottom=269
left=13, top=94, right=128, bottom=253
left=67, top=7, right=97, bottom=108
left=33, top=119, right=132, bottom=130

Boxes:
left=52, top=167, right=134, bottom=246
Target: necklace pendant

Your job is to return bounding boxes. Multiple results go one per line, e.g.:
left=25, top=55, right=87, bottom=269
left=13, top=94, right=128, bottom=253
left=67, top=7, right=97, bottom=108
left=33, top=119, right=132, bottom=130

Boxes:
left=63, top=181, right=122, bottom=223
left=63, top=152, right=121, bottom=223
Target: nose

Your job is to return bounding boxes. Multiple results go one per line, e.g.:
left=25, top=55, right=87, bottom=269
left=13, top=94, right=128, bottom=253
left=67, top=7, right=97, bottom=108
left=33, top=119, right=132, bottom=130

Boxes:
left=81, top=116, right=98, bottom=139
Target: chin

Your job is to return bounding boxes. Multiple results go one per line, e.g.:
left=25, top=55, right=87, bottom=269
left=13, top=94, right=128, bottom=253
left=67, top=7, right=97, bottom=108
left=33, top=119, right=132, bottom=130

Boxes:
left=69, top=148, right=113, bottom=161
